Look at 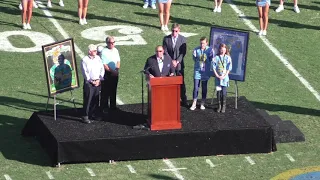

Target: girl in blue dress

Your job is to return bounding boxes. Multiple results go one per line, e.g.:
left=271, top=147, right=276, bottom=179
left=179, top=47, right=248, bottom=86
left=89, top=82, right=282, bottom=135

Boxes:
left=190, top=37, right=214, bottom=111
left=212, top=43, right=232, bottom=113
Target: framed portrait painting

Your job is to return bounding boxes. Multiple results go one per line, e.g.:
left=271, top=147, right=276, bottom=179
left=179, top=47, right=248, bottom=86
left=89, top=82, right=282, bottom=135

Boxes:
left=42, top=38, right=79, bottom=96
left=209, top=26, right=249, bottom=82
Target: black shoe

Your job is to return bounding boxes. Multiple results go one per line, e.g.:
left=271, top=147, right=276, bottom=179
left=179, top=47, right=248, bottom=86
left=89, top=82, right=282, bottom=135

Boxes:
left=91, top=115, right=103, bottom=121
left=81, top=116, right=91, bottom=124
left=181, top=101, right=189, bottom=107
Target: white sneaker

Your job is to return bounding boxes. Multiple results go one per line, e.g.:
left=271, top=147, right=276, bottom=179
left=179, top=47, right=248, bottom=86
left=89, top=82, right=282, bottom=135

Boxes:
left=275, top=5, right=284, bottom=13
left=258, top=30, right=263, bottom=36
left=151, top=4, right=156, bottom=9
left=19, top=3, right=22, bottom=10
left=262, top=30, right=267, bottom=36
left=164, top=25, right=169, bottom=31
left=213, top=6, right=218, bottom=12
left=59, top=0, right=64, bottom=7
left=79, top=19, right=83, bottom=25
left=22, top=23, right=27, bottom=29
left=293, top=6, right=300, bottom=13
left=82, top=18, right=87, bottom=24
left=143, top=3, right=148, bottom=9
left=26, top=23, right=31, bottom=29
left=190, top=104, right=196, bottom=111
left=161, top=25, right=165, bottom=31
left=217, top=6, right=221, bottom=13
left=47, top=1, right=52, bottom=8
left=200, top=104, right=205, bottom=110
left=33, top=1, right=38, bottom=8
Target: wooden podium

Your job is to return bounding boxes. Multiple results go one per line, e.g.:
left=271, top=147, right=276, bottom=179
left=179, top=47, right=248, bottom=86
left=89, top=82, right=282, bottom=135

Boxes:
left=148, top=76, right=182, bottom=131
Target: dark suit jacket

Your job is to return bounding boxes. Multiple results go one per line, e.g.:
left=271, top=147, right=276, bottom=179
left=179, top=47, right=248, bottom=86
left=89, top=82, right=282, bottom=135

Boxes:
left=144, top=54, right=174, bottom=77
left=162, top=34, right=187, bottom=71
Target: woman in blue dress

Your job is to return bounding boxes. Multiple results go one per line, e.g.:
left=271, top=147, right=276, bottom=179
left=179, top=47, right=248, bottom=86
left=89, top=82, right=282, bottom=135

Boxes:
left=212, top=43, right=232, bottom=113
left=190, top=37, right=214, bottom=111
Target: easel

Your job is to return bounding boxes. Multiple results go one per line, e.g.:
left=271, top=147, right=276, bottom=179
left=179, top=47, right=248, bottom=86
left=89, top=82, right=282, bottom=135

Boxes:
left=211, top=80, right=239, bottom=109
left=45, top=90, right=77, bottom=120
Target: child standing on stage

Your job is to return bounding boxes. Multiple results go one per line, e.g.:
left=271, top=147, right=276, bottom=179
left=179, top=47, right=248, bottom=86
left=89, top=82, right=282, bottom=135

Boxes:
left=190, top=37, right=214, bottom=111
left=212, top=43, right=232, bottom=113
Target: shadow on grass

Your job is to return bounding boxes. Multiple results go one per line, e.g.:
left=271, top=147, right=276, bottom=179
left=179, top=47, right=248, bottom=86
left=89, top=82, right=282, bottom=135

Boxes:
left=0, top=115, right=52, bottom=166
left=0, top=95, right=71, bottom=112
left=135, top=12, right=214, bottom=27
left=148, top=174, right=180, bottom=180
left=251, top=101, right=320, bottom=117
left=245, top=16, right=320, bottom=31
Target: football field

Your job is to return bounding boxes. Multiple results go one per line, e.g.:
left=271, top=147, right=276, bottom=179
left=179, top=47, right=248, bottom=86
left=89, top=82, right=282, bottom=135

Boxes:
left=0, top=0, right=320, bottom=179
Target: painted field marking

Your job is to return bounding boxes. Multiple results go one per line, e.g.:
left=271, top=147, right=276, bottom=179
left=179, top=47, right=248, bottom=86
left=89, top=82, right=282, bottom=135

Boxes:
left=5, top=122, right=14, bottom=126
left=285, top=154, right=295, bottom=162
left=85, top=167, right=96, bottom=177
left=162, top=159, right=186, bottom=180
left=46, top=171, right=54, bottom=179
left=226, top=0, right=320, bottom=102
left=36, top=2, right=125, bottom=105
left=245, top=156, right=256, bottom=165
left=126, top=165, right=137, bottom=173
left=205, top=159, right=216, bottom=168
left=4, top=174, right=12, bottom=180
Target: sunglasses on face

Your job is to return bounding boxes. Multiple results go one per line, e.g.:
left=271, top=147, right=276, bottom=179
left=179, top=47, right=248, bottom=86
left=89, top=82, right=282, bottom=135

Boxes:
left=107, top=41, right=115, bottom=44
left=156, top=50, right=163, bottom=52
left=172, top=30, right=178, bottom=33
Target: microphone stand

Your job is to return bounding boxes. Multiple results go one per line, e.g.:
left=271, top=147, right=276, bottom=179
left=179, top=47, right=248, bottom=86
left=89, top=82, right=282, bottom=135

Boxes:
left=139, top=69, right=145, bottom=116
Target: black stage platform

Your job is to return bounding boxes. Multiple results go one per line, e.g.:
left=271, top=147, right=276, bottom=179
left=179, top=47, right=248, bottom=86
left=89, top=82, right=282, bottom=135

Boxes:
left=22, top=97, right=277, bottom=165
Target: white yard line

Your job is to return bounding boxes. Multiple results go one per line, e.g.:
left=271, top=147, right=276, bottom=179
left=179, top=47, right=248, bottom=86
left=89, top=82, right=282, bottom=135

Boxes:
left=4, top=174, right=12, bottom=180
left=285, top=154, right=295, bottom=162
left=85, top=167, right=96, bottom=177
left=205, top=159, right=216, bottom=168
left=245, top=156, right=256, bottom=165
left=162, top=159, right=185, bottom=180
left=126, top=165, right=137, bottom=173
left=226, top=0, right=320, bottom=102
left=37, top=2, right=124, bottom=105
left=46, top=171, right=54, bottom=179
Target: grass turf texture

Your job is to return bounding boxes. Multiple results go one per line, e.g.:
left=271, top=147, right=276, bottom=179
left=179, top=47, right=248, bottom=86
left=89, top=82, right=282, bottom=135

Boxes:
left=0, top=0, right=320, bottom=179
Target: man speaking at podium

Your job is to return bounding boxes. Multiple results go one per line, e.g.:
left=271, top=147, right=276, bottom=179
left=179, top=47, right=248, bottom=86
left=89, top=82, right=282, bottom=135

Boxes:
left=144, top=45, right=175, bottom=77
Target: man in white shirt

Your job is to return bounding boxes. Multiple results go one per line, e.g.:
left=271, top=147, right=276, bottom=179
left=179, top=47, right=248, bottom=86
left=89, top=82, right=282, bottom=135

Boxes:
left=81, top=44, right=105, bottom=123
left=100, top=36, right=121, bottom=113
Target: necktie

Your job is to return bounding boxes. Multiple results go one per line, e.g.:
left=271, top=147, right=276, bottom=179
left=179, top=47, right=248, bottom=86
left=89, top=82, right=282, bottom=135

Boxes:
left=173, top=38, right=176, bottom=48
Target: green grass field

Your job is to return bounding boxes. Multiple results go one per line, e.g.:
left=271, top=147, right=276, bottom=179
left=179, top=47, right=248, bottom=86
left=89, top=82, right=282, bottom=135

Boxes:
left=1, top=0, right=320, bottom=179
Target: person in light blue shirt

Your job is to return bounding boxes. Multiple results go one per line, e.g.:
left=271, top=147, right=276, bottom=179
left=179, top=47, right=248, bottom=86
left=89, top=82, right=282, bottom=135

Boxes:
left=190, top=37, right=214, bottom=111
left=212, top=43, right=232, bottom=113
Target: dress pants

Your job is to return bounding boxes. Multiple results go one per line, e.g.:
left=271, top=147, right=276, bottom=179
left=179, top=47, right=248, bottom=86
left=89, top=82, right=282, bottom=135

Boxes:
left=83, top=81, right=101, bottom=117
left=176, top=68, right=187, bottom=102
left=102, top=72, right=119, bottom=110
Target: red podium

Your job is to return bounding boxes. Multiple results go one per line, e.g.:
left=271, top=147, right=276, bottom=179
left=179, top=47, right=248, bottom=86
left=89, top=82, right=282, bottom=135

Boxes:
left=148, top=76, right=182, bottom=131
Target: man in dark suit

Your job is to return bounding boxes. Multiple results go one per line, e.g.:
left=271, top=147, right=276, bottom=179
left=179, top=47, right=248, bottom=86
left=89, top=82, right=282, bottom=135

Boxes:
left=162, top=23, right=188, bottom=106
left=144, top=45, right=175, bottom=77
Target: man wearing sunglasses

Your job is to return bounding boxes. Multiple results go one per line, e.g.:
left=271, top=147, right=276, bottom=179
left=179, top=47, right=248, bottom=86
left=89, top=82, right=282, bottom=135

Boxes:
left=162, top=23, right=188, bottom=106
left=144, top=45, right=174, bottom=78
left=100, top=36, right=121, bottom=113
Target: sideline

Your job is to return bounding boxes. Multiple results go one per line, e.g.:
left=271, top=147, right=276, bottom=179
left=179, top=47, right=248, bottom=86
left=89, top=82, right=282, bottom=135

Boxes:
left=226, top=0, right=320, bottom=102
left=36, top=2, right=124, bottom=105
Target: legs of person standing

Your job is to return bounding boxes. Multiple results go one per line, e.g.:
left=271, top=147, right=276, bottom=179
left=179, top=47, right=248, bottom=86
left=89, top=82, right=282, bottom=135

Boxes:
left=158, top=2, right=165, bottom=31
left=276, top=0, right=300, bottom=13
left=257, top=4, right=269, bottom=36
left=177, top=69, right=188, bottom=106
left=21, top=0, right=33, bottom=29
left=216, top=90, right=221, bottom=112
left=143, top=0, right=156, bottom=9
left=101, top=79, right=109, bottom=113
left=221, top=86, right=227, bottom=113
left=110, top=75, right=119, bottom=110
left=163, top=1, right=171, bottom=31
left=213, top=0, right=223, bottom=13
left=190, top=79, right=200, bottom=110
left=82, top=82, right=100, bottom=123
left=78, top=0, right=89, bottom=25
left=200, top=80, right=208, bottom=110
